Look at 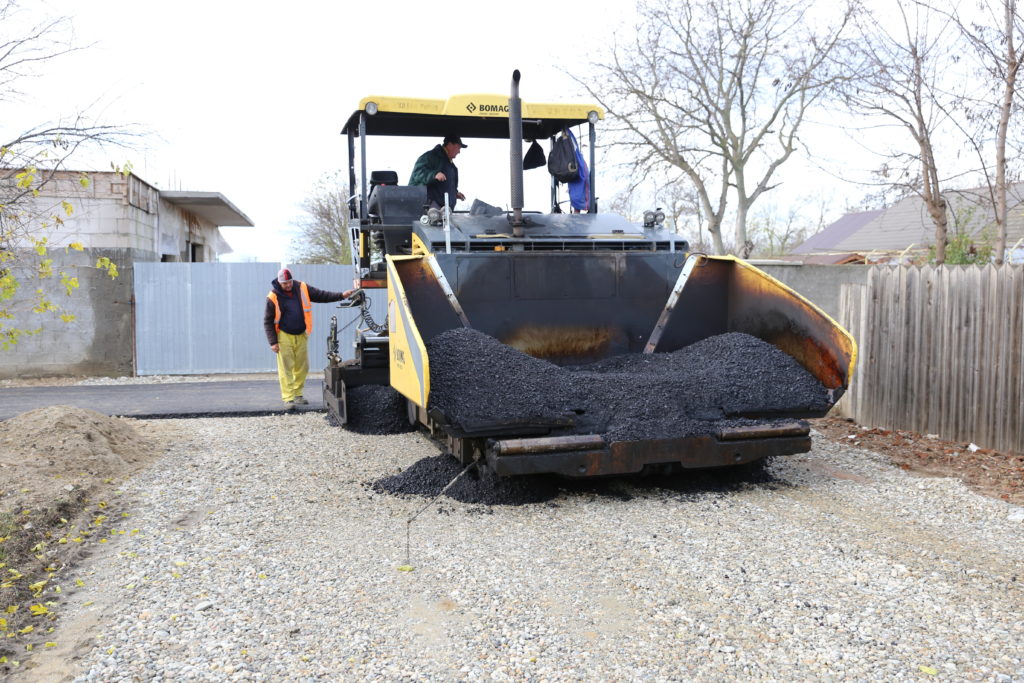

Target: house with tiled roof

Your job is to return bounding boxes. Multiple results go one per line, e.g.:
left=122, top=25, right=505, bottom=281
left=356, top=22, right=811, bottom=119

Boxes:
left=792, top=185, right=1024, bottom=264
left=788, top=209, right=882, bottom=264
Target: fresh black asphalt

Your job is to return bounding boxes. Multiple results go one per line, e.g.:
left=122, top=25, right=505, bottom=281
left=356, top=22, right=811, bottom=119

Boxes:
left=0, top=379, right=324, bottom=420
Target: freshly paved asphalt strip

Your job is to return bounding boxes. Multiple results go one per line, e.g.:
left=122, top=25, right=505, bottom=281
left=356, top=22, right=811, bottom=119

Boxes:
left=0, top=379, right=325, bottom=420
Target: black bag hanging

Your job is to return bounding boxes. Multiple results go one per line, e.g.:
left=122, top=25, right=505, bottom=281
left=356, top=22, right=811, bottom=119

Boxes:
left=523, top=140, right=546, bottom=170
left=547, top=133, right=579, bottom=183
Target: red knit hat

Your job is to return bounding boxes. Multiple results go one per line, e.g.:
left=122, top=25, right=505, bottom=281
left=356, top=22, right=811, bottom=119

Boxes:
left=277, top=268, right=292, bottom=282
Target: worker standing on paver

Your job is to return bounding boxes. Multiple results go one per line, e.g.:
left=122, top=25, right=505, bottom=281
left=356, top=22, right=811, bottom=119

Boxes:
left=409, top=135, right=467, bottom=210
left=264, top=268, right=356, bottom=410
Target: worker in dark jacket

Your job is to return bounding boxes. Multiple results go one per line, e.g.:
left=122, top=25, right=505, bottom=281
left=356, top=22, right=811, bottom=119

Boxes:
left=264, top=268, right=356, bottom=410
left=409, top=135, right=467, bottom=210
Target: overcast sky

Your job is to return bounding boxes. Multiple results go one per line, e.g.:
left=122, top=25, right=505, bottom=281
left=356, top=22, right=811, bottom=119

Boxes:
left=5, top=0, right=636, bottom=262
left=9, top=0, right=875, bottom=262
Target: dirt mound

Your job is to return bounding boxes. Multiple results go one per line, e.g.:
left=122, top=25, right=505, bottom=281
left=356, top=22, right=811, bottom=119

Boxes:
left=0, top=405, right=168, bottom=665
left=0, top=405, right=164, bottom=514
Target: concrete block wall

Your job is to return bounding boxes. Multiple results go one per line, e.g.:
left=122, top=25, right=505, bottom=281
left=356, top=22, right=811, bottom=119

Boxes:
left=24, top=173, right=159, bottom=254
left=21, top=172, right=226, bottom=262
left=0, top=248, right=142, bottom=379
left=60, top=198, right=158, bottom=253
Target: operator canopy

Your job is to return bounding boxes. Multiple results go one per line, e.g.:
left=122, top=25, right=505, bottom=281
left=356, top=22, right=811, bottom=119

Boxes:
left=341, top=94, right=604, bottom=140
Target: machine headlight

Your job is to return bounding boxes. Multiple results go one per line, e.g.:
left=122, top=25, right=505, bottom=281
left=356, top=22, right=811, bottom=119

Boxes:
left=587, top=110, right=600, bottom=124
left=655, top=210, right=666, bottom=225
left=365, top=101, right=379, bottom=115
left=643, top=211, right=656, bottom=228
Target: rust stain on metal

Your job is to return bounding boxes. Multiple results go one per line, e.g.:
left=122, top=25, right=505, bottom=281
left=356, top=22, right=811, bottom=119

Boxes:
left=731, top=264, right=854, bottom=390
left=503, top=325, right=615, bottom=361
left=717, top=421, right=809, bottom=441
left=769, top=333, right=847, bottom=389
left=494, top=434, right=606, bottom=455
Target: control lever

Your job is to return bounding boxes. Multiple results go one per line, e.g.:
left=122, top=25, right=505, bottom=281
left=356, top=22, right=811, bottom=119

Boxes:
left=336, top=288, right=365, bottom=308
left=326, top=315, right=340, bottom=363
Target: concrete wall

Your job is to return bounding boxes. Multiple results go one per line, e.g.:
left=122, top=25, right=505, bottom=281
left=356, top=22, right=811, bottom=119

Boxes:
left=0, top=248, right=137, bottom=379
left=755, top=263, right=869, bottom=322
left=17, top=172, right=156, bottom=252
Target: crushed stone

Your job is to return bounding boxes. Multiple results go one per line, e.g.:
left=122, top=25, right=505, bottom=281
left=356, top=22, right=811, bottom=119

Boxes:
left=21, top=414, right=1023, bottom=683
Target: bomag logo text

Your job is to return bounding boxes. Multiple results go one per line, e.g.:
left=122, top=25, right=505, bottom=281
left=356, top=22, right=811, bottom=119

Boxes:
left=467, top=103, right=509, bottom=114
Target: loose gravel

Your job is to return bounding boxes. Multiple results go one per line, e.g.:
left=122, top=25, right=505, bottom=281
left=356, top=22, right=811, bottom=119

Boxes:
left=18, top=413, right=1022, bottom=682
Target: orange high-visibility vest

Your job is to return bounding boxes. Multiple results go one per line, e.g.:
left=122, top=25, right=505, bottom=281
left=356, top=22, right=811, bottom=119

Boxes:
left=267, top=281, right=312, bottom=336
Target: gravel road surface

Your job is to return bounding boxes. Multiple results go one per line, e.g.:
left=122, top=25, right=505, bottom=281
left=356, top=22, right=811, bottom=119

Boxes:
left=20, top=414, right=1024, bottom=682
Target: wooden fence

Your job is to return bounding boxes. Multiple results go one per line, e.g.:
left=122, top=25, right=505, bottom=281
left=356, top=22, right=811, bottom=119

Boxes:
left=838, top=265, right=1024, bottom=454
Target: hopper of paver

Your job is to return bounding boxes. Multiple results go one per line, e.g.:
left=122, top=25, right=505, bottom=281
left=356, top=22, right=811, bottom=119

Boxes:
left=385, top=248, right=856, bottom=477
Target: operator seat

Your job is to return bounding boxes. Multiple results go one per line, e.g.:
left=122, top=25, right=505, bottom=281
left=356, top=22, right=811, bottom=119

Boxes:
left=366, top=170, right=426, bottom=223
left=364, top=170, right=423, bottom=256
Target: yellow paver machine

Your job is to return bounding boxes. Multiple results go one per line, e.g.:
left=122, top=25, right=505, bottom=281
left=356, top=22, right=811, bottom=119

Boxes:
left=324, top=71, right=856, bottom=478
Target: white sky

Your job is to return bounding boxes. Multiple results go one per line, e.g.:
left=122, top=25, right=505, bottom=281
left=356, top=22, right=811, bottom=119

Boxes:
left=7, top=0, right=636, bottom=261
left=9, top=0, right=890, bottom=261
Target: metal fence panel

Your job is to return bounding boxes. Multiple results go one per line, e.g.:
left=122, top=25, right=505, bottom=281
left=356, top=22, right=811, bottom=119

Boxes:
left=135, top=263, right=386, bottom=375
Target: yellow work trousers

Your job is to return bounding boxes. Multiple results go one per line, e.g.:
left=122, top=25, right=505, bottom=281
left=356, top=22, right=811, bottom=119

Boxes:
left=276, top=330, right=309, bottom=402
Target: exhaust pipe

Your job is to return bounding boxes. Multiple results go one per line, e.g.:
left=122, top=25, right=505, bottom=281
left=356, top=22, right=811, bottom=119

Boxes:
left=509, top=69, right=524, bottom=236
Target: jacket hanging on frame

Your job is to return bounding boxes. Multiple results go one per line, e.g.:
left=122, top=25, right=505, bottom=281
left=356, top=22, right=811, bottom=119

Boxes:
left=566, top=129, right=589, bottom=212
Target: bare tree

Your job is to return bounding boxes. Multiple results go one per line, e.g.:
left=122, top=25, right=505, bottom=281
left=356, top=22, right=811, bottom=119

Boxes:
left=747, top=196, right=831, bottom=257
left=575, top=0, right=853, bottom=255
left=289, top=172, right=352, bottom=264
left=1, top=0, right=133, bottom=348
left=607, top=189, right=642, bottom=225
left=652, top=176, right=708, bottom=247
left=841, top=1, right=962, bottom=263
left=610, top=170, right=707, bottom=245
left=929, top=0, right=1024, bottom=264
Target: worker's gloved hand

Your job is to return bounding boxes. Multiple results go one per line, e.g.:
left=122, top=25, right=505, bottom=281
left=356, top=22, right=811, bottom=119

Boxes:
left=337, top=289, right=364, bottom=308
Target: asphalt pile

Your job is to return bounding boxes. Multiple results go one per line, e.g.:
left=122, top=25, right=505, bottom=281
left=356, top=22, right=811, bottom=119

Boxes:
left=369, top=455, right=559, bottom=505
left=426, top=328, right=571, bottom=433
left=343, top=385, right=416, bottom=435
left=426, top=328, right=831, bottom=442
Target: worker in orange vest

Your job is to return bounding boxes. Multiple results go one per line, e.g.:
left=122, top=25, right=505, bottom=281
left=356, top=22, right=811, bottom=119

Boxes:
left=264, top=267, right=356, bottom=410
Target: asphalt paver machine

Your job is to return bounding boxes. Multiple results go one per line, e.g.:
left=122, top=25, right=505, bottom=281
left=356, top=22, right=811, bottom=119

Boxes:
left=324, top=71, right=856, bottom=478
